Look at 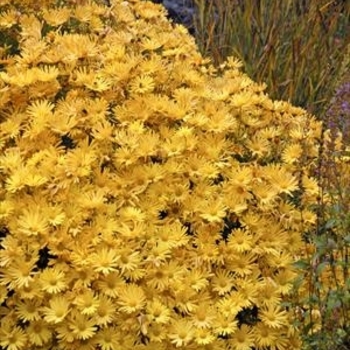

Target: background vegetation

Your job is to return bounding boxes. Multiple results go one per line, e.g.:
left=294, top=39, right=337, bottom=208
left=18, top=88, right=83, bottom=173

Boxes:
left=189, top=1, right=350, bottom=349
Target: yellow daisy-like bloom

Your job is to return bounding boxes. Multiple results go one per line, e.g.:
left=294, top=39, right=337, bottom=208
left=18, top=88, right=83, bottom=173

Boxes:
left=74, top=290, right=100, bottom=316
left=216, top=295, right=245, bottom=318
left=2, top=257, right=37, bottom=289
left=15, top=299, right=41, bottom=321
left=17, top=207, right=50, bottom=236
left=0, top=326, right=28, bottom=350
left=42, top=296, right=70, bottom=324
left=257, top=279, right=282, bottom=308
left=90, top=247, right=120, bottom=275
left=27, top=320, right=52, bottom=347
left=254, top=322, right=279, bottom=348
left=227, top=252, right=256, bottom=277
left=263, top=164, right=299, bottom=196
left=39, top=266, right=67, bottom=294
left=230, top=325, right=255, bottom=350
left=227, top=228, right=253, bottom=253
left=190, top=303, right=216, bottom=328
left=194, top=327, right=216, bottom=345
left=42, top=7, right=71, bottom=26
left=168, top=319, right=195, bottom=347
left=259, top=305, right=289, bottom=329
left=281, top=143, right=303, bottom=164
left=95, top=271, right=124, bottom=298
left=213, top=313, right=238, bottom=336
left=116, top=283, right=146, bottom=314
left=94, top=295, right=116, bottom=326
left=129, top=75, right=155, bottom=95
left=68, top=311, right=97, bottom=340
left=146, top=298, right=171, bottom=324
left=95, top=327, right=121, bottom=350
left=211, top=269, right=235, bottom=295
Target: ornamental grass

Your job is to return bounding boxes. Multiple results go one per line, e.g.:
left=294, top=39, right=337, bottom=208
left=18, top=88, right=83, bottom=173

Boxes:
left=191, top=0, right=350, bottom=116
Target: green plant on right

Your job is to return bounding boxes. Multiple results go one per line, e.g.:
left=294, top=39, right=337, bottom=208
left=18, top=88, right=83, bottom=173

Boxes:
left=192, top=0, right=350, bottom=117
left=290, top=74, right=350, bottom=350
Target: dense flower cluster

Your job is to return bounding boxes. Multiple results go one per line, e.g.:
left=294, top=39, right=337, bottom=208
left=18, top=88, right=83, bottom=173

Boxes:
left=0, top=0, right=323, bottom=349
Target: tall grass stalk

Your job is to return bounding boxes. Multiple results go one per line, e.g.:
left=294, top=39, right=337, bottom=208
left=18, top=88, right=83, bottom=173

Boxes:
left=192, top=0, right=350, bottom=116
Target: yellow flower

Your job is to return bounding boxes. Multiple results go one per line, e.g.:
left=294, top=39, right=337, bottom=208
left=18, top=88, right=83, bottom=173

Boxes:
left=227, top=228, right=253, bottom=253
left=213, top=314, right=238, bottom=336
left=42, top=7, right=71, bottom=26
left=216, top=294, right=246, bottom=319
left=0, top=326, right=27, bottom=350
left=90, top=247, right=120, bottom=275
left=68, top=311, right=97, bottom=340
left=259, top=305, right=289, bottom=329
left=95, top=327, right=121, bottom=350
left=227, top=252, right=256, bottom=277
left=264, top=164, right=299, bottom=196
left=282, top=143, right=303, bottom=164
left=198, top=199, right=227, bottom=223
left=17, top=207, right=50, bottom=236
left=42, top=296, right=70, bottom=324
left=211, top=269, right=235, bottom=296
left=94, top=295, right=116, bottom=326
left=15, top=299, right=41, bottom=321
left=146, top=299, right=171, bottom=324
left=27, top=320, right=52, bottom=346
left=74, top=290, right=100, bottom=316
left=168, top=319, right=195, bottom=347
left=190, top=303, right=216, bottom=328
left=39, top=266, right=67, bottom=294
left=230, top=325, right=255, bottom=350
left=257, top=279, right=282, bottom=308
left=116, top=283, right=146, bottom=314
left=254, top=322, right=279, bottom=348
left=194, top=327, right=216, bottom=345
left=129, top=75, right=155, bottom=95
left=2, top=257, right=37, bottom=289
left=95, top=271, right=124, bottom=298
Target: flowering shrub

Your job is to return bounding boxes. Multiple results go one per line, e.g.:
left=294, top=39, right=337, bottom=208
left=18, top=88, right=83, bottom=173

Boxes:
left=0, top=0, right=323, bottom=349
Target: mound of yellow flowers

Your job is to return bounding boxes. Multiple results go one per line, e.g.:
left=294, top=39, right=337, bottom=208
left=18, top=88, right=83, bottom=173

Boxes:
left=0, top=0, right=322, bottom=349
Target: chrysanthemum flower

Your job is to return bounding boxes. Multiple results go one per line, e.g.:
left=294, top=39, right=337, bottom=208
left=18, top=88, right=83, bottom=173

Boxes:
left=129, top=75, right=155, bottom=95
left=264, top=164, right=299, bottom=196
left=95, top=327, right=121, bottom=350
left=257, top=279, right=282, bottom=308
left=230, top=324, right=255, bottom=350
left=0, top=326, right=28, bottom=350
left=15, top=299, right=41, bottom=321
left=39, top=266, right=67, bottom=294
left=90, top=247, right=120, bottom=275
left=95, top=271, right=124, bottom=298
left=146, top=298, right=171, bottom=324
left=94, top=295, right=116, bottom=326
left=194, top=327, right=216, bottom=345
left=42, top=296, right=70, bottom=324
left=190, top=302, right=216, bottom=328
left=227, top=228, right=253, bottom=253
left=259, top=305, right=289, bottom=329
left=68, top=311, right=97, bottom=340
left=213, top=313, right=238, bottom=336
left=254, top=322, right=279, bottom=348
left=211, top=269, right=235, bottom=295
left=27, top=320, right=52, bottom=346
left=17, top=207, right=50, bottom=236
left=227, top=252, right=256, bottom=277
left=116, top=283, right=146, bottom=314
left=168, top=319, right=195, bottom=347
left=74, top=290, right=100, bottom=316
